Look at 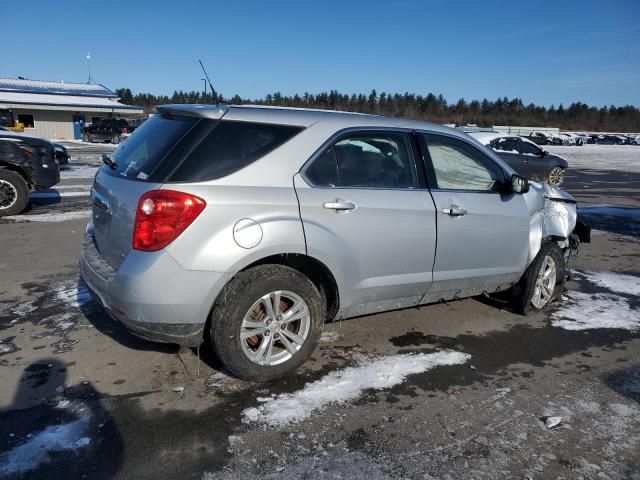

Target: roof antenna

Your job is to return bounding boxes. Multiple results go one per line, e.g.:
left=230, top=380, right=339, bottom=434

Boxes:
left=198, top=59, right=218, bottom=105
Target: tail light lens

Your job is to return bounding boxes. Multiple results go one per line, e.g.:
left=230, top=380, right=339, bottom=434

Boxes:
left=133, top=190, right=206, bottom=251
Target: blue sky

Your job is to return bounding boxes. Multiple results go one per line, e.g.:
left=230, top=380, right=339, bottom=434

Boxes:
left=2, top=0, right=639, bottom=107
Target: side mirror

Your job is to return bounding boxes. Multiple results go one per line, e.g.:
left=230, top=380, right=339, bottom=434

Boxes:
left=511, top=174, right=529, bottom=194
left=539, top=150, right=548, bottom=157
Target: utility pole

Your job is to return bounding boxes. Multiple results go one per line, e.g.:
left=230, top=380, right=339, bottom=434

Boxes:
left=86, top=52, right=94, bottom=84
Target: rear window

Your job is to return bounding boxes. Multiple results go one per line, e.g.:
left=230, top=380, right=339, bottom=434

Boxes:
left=105, top=115, right=196, bottom=180
left=169, top=121, right=304, bottom=182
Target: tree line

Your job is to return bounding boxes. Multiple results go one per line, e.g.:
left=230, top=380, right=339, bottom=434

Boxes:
left=115, top=88, right=640, bottom=132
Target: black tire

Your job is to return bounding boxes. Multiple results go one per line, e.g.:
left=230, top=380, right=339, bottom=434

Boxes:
left=0, top=169, right=29, bottom=217
left=512, top=242, right=565, bottom=315
left=111, top=134, right=120, bottom=144
left=210, top=264, right=324, bottom=381
left=83, top=133, right=91, bottom=143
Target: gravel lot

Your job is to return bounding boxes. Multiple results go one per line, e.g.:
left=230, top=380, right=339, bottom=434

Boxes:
left=0, top=143, right=639, bottom=480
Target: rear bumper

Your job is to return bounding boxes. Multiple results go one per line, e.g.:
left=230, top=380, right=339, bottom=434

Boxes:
left=79, top=226, right=227, bottom=347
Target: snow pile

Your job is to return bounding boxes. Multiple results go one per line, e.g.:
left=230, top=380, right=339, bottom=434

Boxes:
left=580, top=270, right=640, bottom=296
left=551, top=291, right=639, bottom=331
left=4, top=210, right=91, bottom=222
left=242, top=350, right=470, bottom=426
left=0, top=420, right=91, bottom=476
left=55, top=283, right=93, bottom=308
left=552, top=271, right=640, bottom=331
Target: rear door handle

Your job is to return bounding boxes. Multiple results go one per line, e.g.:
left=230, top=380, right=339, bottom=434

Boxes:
left=323, top=200, right=356, bottom=211
left=442, top=206, right=467, bottom=216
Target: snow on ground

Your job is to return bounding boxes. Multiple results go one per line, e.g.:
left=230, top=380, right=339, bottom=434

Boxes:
left=59, top=164, right=100, bottom=180
left=242, top=351, right=470, bottom=427
left=55, top=282, right=93, bottom=309
left=0, top=420, right=91, bottom=476
left=547, top=145, right=640, bottom=173
left=551, top=291, right=639, bottom=331
left=551, top=271, right=640, bottom=331
left=4, top=210, right=91, bottom=223
left=31, top=189, right=90, bottom=199
left=579, top=270, right=640, bottom=296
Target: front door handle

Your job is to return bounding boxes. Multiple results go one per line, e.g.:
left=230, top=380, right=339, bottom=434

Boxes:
left=323, top=200, right=356, bottom=211
left=442, top=205, right=467, bottom=217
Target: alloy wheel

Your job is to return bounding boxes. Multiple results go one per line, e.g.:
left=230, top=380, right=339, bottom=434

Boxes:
left=0, top=179, right=18, bottom=210
left=531, top=255, right=557, bottom=309
left=548, top=167, right=564, bottom=187
left=240, top=290, right=311, bottom=366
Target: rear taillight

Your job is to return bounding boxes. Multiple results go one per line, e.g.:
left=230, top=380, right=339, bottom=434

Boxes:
left=133, top=190, right=206, bottom=252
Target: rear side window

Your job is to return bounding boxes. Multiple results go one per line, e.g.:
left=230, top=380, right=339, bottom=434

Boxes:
left=305, top=131, right=417, bottom=189
left=107, top=115, right=196, bottom=180
left=170, top=121, right=304, bottom=182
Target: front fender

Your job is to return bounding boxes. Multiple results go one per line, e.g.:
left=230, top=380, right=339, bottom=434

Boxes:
left=523, top=182, right=577, bottom=265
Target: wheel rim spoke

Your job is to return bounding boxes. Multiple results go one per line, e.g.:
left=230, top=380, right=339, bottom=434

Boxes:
left=252, top=335, right=273, bottom=365
left=281, top=299, right=308, bottom=324
left=281, top=328, right=305, bottom=347
left=279, top=333, right=299, bottom=355
left=260, top=293, right=277, bottom=320
left=241, top=328, right=268, bottom=339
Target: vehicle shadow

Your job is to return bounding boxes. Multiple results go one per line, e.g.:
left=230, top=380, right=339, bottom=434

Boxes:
left=77, top=277, right=176, bottom=354
left=0, top=358, right=123, bottom=480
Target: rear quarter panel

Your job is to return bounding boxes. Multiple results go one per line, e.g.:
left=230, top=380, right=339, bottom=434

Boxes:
left=164, top=184, right=306, bottom=273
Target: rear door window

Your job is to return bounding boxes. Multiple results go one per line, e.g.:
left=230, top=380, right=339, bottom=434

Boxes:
left=105, top=114, right=197, bottom=181
left=304, top=131, right=417, bottom=189
left=169, top=121, right=304, bottom=182
left=516, top=140, right=541, bottom=155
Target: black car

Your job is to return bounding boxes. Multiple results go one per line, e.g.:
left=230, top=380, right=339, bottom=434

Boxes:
left=82, top=118, right=135, bottom=143
left=0, top=135, right=60, bottom=216
left=470, top=133, right=569, bottom=187
left=52, top=142, right=70, bottom=164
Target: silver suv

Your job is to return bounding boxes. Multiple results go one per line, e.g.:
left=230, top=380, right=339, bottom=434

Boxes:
left=80, top=105, right=583, bottom=381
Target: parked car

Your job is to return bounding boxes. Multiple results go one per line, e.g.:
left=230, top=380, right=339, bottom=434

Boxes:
left=82, top=118, right=136, bottom=144
left=593, top=134, right=626, bottom=145
left=526, top=131, right=553, bottom=145
left=0, top=136, right=60, bottom=216
left=470, top=132, right=568, bottom=186
left=0, top=129, right=69, bottom=165
left=80, top=105, right=586, bottom=381
left=52, top=142, right=70, bottom=165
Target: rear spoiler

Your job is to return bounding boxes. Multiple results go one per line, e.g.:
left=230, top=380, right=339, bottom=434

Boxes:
left=155, top=104, right=228, bottom=120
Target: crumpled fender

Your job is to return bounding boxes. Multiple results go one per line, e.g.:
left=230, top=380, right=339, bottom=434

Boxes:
left=522, top=181, right=577, bottom=265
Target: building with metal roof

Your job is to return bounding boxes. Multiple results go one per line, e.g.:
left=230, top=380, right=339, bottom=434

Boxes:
left=0, top=78, right=144, bottom=140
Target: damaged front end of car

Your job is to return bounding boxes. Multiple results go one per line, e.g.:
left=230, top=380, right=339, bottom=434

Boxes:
left=523, top=182, right=591, bottom=266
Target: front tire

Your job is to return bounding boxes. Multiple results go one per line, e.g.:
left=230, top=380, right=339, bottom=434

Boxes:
left=0, top=169, right=29, bottom=217
left=210, top=265, right=324, bottom=381
left=547, top=167, right=565, bottom=187
left=513, top=242, right=565, bottom=315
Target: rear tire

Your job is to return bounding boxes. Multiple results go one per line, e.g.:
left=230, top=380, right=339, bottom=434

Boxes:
left=512, top=242, right=565, bottom=315
left=111, top=134, right=121, bottom=144
left=210, top=265, right=324, bottom=381
left=0, top=169, right=29, bottom=217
